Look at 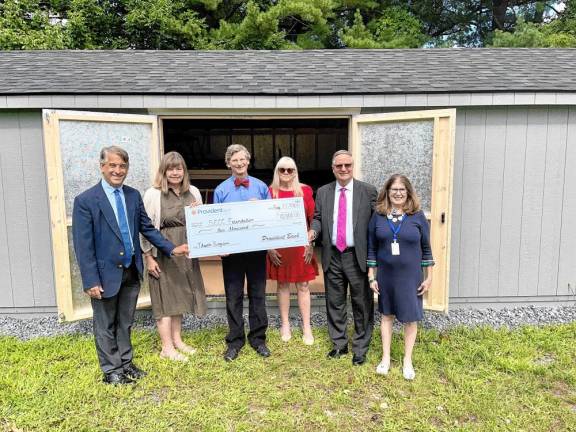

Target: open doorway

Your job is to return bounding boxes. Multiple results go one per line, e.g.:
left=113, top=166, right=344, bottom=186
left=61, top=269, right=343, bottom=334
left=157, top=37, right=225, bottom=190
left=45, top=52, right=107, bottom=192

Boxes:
left=162, top=117, right=348, bottom=203
left=161, top=117, right=349, bottom=296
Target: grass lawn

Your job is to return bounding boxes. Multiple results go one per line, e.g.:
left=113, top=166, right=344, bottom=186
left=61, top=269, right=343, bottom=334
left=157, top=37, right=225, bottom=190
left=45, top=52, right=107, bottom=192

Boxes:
left=1, top=323, right=575, bottom=431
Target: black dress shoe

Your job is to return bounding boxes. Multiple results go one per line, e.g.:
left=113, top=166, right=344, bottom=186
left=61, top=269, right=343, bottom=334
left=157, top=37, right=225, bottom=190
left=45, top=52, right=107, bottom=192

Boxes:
left=254, top=344, right=271, bottom=358
left=327, top=346, right=349, bottom=358
left=224, top=346, right=240, bottom=362
left=124, top=363, right=147, bottom=380
left=352, top=354, right=366, bottom=366
left=102, top=372, right=134, bottom=385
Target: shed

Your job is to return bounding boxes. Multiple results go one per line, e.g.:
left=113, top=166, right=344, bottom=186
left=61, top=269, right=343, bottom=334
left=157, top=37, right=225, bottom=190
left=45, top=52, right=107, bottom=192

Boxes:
left=1, top=49, right=575, bottom=320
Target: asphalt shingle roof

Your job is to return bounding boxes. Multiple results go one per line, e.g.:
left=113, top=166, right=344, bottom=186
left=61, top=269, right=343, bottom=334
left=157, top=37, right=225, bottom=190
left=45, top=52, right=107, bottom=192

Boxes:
left=0, top=49, right=574, bottom=95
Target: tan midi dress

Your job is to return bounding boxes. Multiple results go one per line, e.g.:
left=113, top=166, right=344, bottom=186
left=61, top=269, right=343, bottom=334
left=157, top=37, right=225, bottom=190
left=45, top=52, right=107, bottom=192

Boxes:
left=149, top=189, right=207, bottom=319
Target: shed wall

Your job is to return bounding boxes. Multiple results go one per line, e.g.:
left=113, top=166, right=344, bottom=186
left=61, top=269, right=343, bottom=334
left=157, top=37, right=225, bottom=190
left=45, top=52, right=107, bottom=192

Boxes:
left=1, top=105, right=575, bottom=317
left=450, top=106, right=576, bottom=305
left=0, top=111, right=56, bottom=313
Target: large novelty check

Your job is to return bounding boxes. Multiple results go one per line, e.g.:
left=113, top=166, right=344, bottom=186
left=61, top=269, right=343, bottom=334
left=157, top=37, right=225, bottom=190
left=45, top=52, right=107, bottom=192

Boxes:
left=185, top=197, right=309, bottom=258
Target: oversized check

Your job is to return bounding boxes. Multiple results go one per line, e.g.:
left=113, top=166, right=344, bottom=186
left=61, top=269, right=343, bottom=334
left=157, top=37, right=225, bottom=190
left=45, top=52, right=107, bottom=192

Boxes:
left=185, top=197, right=309, bottom=258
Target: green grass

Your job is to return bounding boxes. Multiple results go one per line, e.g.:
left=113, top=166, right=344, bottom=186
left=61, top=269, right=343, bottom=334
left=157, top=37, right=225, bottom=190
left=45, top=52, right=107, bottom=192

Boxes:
left=1, top=324, right=575, bottom=431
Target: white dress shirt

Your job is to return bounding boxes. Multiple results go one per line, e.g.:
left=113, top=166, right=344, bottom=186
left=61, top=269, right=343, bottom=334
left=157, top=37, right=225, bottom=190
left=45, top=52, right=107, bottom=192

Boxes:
left=331, top=179, right=354, bottom=247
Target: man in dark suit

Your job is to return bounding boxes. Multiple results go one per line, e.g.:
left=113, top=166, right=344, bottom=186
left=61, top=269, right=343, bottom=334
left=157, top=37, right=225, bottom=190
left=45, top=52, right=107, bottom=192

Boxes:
left=309, top=149, right=377, bottom=365
left=73, top=146, right=188, bottom=385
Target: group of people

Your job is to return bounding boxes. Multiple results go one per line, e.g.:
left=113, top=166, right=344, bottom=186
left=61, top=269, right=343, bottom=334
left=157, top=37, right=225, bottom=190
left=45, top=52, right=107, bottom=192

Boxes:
left=72, top=144, right=434, bottom=385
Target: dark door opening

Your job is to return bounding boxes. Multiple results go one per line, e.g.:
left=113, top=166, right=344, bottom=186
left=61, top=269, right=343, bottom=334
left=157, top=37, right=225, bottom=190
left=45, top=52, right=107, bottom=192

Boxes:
left=162, top=118, right=349, bottom=203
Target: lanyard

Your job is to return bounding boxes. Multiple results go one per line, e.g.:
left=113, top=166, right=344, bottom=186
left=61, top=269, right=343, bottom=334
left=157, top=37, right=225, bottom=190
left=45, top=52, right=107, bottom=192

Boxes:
left=386, top=215, right=406, bottom=242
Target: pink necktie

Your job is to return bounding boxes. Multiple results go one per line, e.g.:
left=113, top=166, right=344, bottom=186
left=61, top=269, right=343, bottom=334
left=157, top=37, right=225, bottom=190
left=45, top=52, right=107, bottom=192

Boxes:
left=336, top=187, right=347, bottom=252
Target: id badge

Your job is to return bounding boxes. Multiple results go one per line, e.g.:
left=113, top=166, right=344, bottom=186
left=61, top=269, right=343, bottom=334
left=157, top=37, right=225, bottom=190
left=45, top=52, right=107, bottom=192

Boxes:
left=391, top=240, right=400, bottom=256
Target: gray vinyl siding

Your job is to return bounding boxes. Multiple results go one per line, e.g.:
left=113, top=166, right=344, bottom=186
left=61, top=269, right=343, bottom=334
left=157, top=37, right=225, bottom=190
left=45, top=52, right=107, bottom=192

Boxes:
left=450, top=106, right=576, bottom=301
left=1, top=104, right=575, bottom=316
left=0, top=111, right=55, bottom=309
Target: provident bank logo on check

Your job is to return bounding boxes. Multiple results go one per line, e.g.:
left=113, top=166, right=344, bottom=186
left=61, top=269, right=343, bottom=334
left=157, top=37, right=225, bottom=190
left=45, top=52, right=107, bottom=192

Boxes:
left=184, top=198, right=308, bottom=258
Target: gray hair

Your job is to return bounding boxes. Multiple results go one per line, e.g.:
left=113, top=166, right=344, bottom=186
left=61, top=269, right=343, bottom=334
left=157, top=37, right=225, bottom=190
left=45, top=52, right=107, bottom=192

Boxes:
left=100, top=146, right=129, bottom=165
left=225, top=144, right=251, bottom=165
left=331, top=149, right=353, bottom=165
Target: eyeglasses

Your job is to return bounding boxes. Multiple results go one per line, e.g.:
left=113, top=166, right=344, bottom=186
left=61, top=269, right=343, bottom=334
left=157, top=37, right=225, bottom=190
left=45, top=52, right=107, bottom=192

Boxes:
left=278, top=167, right=295, bottom=174
left=333, top=163, right=353, bottom=170
left=389, top=188, right=407, bottom=195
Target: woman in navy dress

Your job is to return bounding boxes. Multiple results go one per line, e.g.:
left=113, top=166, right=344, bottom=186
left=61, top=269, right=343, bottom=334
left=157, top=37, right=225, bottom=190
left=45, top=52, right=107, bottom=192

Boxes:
left=367, top=174, right=434, bottom=380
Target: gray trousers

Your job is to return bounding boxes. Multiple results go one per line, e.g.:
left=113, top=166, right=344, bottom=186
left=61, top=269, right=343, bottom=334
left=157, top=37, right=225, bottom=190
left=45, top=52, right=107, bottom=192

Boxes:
left=324, top=247, right=374, bottom=357
left=90, top=264, right=140, bottom=375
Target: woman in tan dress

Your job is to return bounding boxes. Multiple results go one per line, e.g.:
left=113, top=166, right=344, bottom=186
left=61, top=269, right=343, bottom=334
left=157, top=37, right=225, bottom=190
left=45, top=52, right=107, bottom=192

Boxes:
left=141, top=151, right=207, bottom=362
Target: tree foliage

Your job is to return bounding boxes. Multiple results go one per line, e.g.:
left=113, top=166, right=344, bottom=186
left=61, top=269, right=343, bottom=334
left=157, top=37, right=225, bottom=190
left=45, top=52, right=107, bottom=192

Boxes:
left=0, top=0, right=573, bottom=49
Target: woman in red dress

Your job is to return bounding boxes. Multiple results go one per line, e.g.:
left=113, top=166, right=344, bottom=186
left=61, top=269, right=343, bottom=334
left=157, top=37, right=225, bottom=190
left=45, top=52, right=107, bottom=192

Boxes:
left=267, top=157, right=319, bottom=345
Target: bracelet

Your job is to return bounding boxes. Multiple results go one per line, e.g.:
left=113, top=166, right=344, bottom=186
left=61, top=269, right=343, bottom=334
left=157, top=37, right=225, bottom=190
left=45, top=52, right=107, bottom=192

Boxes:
left=368, top=278, right=375, bottom=283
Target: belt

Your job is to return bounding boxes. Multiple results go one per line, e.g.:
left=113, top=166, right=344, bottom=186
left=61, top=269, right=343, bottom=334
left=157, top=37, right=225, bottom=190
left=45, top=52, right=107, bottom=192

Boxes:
left=332, top=245, right=355, bottom=254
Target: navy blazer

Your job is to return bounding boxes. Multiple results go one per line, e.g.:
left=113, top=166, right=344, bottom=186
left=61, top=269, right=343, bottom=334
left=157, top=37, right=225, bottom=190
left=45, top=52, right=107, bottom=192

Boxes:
left=72, top=182, right=174, bottom=298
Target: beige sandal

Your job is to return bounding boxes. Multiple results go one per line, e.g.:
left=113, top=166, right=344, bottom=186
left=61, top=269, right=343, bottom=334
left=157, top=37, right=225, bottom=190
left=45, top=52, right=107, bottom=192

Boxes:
left=302, top=333, right=314, bottom=346
left=177, top=344, right=197, bottom=355
left=160, top=351, right=189, bottom=362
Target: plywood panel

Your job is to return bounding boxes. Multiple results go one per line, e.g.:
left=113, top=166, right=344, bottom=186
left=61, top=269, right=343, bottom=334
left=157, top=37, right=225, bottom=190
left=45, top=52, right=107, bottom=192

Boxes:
left=0, top=113, right=34, bottom=306
left=498, top=109, right=528, bottom=296
left=477, top=108, right=507, bottom=297
left=457, top=109, right=485, bottom=298
left=58, top=120, right=153, bottom=219
left=538, top=108, right=568, bottom=295
left=518, top=108, right=548, bottom=296
left=557, top=107, right=576, bottom=297
left=19, top=112, right=56, bottom=306
left=358, top=120, right=434, bottom=211
left=449, top=111, right=466, bottom=297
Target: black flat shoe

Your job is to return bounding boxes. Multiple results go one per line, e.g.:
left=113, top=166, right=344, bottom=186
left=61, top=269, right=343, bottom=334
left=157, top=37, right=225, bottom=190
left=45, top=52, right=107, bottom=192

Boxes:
left=254, top=344, right=271, bottom=358
left=224, top=346, right=240, bottom=362
left=352, top=354, right=366, bottom=366
left=124, top=363, right=147, bottom=380
left=327, top=346, right=349, bottom=358
left=103, top=372, right=134, bottom=385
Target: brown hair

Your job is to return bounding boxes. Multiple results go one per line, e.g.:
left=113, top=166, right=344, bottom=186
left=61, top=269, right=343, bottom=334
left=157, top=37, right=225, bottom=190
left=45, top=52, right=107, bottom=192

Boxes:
left=375, top=174, right=421, bottom=215
left=153, top=151, right=191, bottom=194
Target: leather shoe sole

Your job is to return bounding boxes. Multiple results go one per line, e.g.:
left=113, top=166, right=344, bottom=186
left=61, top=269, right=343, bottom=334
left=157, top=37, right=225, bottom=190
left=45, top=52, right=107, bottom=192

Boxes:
left=124, top=364, right=147, bottom=380
left=224, top=347, right=240, bottom=362
left=254, top=344, right=271, bottom=358
left=103, top=372, right=134, bottom=385
left=327, top=347, right=349, bottom=358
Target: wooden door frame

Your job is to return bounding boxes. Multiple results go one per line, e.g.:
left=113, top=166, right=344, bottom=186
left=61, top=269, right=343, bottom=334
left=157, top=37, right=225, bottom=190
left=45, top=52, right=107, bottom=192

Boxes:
left=350, top=109, right=456, bottom=313
left=43, top=110, right=159, bottom=322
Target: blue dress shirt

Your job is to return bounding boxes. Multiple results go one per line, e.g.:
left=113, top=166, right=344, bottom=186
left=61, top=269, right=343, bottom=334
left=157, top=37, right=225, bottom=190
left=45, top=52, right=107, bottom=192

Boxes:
left=213, top=176, right=271, bottom=203
left=101, top=179, right=134, bottom=252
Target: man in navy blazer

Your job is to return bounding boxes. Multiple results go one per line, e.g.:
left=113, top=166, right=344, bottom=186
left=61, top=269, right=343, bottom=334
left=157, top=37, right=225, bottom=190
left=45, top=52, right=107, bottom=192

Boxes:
left=73, top=146, right=188, bottom=385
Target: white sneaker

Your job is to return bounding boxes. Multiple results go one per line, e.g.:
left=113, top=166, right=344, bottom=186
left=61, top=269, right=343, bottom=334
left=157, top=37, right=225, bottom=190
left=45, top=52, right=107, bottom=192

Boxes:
left=376, top=360, right=390, bottom=375
left=402, top=363, right=416, bottom=380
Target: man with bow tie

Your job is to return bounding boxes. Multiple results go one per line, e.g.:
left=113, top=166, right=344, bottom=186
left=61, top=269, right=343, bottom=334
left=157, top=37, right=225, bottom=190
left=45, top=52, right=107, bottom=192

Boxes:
left=213, top=144, right=271, bottom=361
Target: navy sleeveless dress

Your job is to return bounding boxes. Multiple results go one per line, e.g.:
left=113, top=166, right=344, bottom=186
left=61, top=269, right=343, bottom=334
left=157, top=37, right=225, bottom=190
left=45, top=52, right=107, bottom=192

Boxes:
left=367, top=210, right=434, bottom=323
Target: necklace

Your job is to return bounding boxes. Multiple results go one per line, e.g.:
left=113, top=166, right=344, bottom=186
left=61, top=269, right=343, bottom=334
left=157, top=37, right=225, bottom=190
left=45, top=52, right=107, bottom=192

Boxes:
left=387, top=211, right=404, bottom=223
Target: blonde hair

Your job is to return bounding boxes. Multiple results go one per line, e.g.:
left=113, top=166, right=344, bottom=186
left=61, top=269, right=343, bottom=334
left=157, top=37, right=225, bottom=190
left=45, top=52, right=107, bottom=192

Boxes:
left=375, top=174, right=421, bottom=215
left=153, top=151, right=191, bottom=194
left=270, top=156, right=304, bottom=198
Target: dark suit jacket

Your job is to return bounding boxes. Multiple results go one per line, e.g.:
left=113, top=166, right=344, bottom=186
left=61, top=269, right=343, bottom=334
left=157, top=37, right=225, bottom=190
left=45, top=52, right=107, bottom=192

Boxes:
left=310, top=179, right=377, bottom=273
left=72, top=182, right=174, bottom=298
